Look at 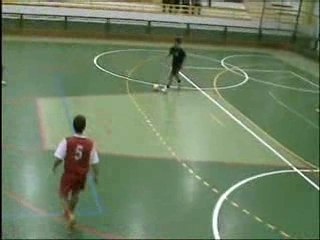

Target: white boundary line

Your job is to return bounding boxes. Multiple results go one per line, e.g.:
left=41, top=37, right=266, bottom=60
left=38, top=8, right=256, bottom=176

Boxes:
left=290, top=71, right=319, bottom=88
left=179, top=71, right=319, bottom=191
left=250, top=77, right=319, bottom=94
left=219, top=54, right=319, bottom=94
left=94, top=49, right=249, bottom=91
left=184, top=66, right=289, bottom=73
left=269, top=92, right=319, bottom=129
left=94, top=49, right=319, bottom=190
left=184, top=66, right=223, bottom=70
left=94, top=50, right=318, bottom=94
left=212, top=169, right=319, bottom=239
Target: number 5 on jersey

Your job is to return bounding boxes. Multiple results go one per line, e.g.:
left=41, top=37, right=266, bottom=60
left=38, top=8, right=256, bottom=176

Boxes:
left=74, top=144, right=83, bottom=161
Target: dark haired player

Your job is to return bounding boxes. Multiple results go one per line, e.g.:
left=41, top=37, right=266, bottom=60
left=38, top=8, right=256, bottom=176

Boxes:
left=52, top=114, right=99, bottom=229
left=163, top=37, right=186, bottom=92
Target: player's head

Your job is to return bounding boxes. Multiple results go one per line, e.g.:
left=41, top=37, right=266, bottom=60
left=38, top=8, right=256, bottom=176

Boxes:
left=175, top=37, right=182, bottom=46
left=73, top=114, right=86, bottom=134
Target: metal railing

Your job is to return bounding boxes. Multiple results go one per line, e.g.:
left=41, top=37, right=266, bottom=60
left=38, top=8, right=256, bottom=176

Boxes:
left=2, top=0, right=319, bottom=59
left=4, top=0, right=316, bottom=23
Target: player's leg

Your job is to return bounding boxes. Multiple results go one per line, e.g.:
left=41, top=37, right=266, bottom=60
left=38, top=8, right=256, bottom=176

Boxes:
left=69, top=190, right=80, bottom=213
left=166, top=72, right=174, bottom=89
left=61, top=195, right=71, bottom=219
left=67, top=191, right=79, bottom=229
left=59, top=174, right=74, bottom=221
left=166, top=64, right=180, bottom=89
left=68, top=177, right=86, bottom=229
left=167, top=65, right=181, bottom=89
left=175, top=66, right=182, bottom=89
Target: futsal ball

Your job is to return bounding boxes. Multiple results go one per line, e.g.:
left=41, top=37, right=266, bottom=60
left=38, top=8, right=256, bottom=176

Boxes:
left=153, top=84, right=160, bottom=91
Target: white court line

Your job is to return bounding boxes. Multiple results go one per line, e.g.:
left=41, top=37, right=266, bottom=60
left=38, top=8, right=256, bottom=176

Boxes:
left=244, top=69, right=289, bottom=73
left=269, top=92, right=319, bottom=129
left=212, top=169, right=319, bottom=239
left=94, top=49, right=318, bottom=93
left=184, top=66, right=223, bottom=70
left=210, top=113, right=224, bottom=126
left=179, top=71, right=319, bottom=191
left=184, top=66, right=289, bottom=73
left=290, top=71, right=319, bottom=88
left=94, top=49, right=249, bottom=91
left=218, top=54, right=319, bottom=94
left=250, top=77, right=319, bottom=93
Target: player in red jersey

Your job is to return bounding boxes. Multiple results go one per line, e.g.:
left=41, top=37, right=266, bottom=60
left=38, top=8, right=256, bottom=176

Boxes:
left=52, top=114, right=99, bottom=229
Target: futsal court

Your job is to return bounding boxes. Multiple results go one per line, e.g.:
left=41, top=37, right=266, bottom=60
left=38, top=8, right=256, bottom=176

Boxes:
left=2, top=36, right=319, bottom=239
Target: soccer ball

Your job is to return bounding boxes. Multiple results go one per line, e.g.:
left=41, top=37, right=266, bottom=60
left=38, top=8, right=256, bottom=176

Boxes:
left=153, top=84, right=160, bottom=91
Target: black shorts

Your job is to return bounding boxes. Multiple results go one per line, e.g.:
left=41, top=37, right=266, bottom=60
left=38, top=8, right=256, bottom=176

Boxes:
left=171, top=64, right=182, bottom=75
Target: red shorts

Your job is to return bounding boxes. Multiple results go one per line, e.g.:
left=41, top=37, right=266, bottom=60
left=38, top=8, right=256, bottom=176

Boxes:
left=59, top=173, right=87, bottom=198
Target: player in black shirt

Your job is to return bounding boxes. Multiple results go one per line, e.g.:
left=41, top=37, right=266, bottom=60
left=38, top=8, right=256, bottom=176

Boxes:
left=164, top=37, right=186, bottom=91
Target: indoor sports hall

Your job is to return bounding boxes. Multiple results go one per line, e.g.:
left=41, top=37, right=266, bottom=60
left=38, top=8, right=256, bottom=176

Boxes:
left=2, top=1, right=319, bottom=239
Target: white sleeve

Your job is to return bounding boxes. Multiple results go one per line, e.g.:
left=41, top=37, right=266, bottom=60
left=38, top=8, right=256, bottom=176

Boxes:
left=54, top=139, right=67, bottom=161
left=90, top=147, right=99, bottom=165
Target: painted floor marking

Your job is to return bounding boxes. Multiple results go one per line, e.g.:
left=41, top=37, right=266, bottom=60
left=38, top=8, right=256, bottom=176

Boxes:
left=219, top=54, right=319, bottom=88
left=121, top=51, right=299, bottom=239
left=203, top=181, right=210, bottom=187
left=213, top=70, right=319, bottom=171
left=184, top=66, right=290, bottom=73
left=267, top=223, right=276, bottom=230
left=95, top=49, right=318, bottom=172
left=4, top=190, right=122, bottom=239
left=127, top=81, right=295, bottom=238
left=210, top=113, right=224, bottom=127
left=212, top=169, right=319, bottom=239
left=254, top=216, right=263, bottom=223
left=94, top=49, right=249, bottom=91
left=231, top=201, right=239, bottom=208
left=280, top=231, right=291, bottom=238
left=94, top=49, right=319, bottom=94
left=180, top=71, right=319, bottom=191
left=218, top=54, right=319, bottom=94
left=36, top=99, right=48, bottom=150
left=195, top=175, right=202, bottom=181
left=242, top=209, right=250, bottom=215
left=211, top=188, right=219, bottom=194
left=290, top=71, right=319, bottom=88
left=250, top=76, right=319, bottom=93
left=269, top=91, right=319, bottom=129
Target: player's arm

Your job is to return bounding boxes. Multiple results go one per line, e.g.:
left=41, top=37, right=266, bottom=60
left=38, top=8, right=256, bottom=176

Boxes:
left=91, top=163, right=99, bottom=184
left=90, top=146, right=100, bottom=184
left=181, top=50, right=187, bottom=68
left=167, top=47, right=173, bottom=58
left=52, top=158, right=63, bottom=174
left=52, top=138, right=66, bottom=174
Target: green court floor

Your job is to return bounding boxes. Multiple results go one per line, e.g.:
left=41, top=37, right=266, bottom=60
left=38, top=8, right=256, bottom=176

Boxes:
left=2, top=36, right=319, bottom=239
